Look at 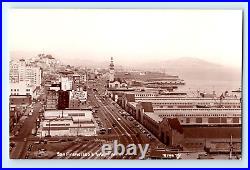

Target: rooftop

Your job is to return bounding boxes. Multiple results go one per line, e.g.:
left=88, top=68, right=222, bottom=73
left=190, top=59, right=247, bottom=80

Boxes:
left=144, top=112, right=162, bottom=123
left=166, top=118, right=183, bottom=134
left=141, top=102, right=154, bottom=112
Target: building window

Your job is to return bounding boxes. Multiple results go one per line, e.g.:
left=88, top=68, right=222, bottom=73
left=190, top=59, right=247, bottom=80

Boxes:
left=232, top=117, right=239, bottom=123
left=208, top=117, right=220, bottom=123
left=221, top=117, right=227, bottom=123
left=196, top=118, right=202, bottom=123
left=186, top=118, right=190, bottom=123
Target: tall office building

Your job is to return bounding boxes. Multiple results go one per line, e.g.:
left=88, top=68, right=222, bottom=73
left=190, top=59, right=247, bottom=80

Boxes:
left=9, top=59, right=42, bottom=87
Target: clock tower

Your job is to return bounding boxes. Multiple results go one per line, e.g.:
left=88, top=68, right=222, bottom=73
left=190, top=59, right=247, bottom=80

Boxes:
left=109, top=57, right=115, bottom=82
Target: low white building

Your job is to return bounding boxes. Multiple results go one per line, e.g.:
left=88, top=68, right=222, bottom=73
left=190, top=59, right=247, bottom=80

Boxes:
left=108, top=78, right=128, bottom=89
left=10, top=81, right=38, bottom=99
left=41, top=109, right=96, bottom=136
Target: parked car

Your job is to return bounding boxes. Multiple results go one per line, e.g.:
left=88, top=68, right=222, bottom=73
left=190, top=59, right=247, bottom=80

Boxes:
left=10, top=142, right=16, bottom=147
left=25, top=154, right=29, bottom=159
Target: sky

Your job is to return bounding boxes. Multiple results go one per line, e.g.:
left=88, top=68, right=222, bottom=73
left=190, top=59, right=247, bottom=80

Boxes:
left=9, top=9, right=242, bottom=68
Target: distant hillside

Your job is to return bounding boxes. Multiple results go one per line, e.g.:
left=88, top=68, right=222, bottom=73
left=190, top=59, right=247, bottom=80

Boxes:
left=134, top=57, right=242, bottom=81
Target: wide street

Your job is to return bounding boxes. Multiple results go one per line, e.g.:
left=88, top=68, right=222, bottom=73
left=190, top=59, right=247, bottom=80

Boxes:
left=10, top=101, right=43, bottom=158
left=10, top=75, right=165, bottom=159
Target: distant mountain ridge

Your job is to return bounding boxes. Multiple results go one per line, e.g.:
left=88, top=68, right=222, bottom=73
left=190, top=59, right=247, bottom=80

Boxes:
left=135, top=57, right=241, bottom=82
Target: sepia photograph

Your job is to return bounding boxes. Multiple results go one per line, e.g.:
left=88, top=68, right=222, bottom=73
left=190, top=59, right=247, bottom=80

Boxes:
left=8, top=8, right=243, bottom=160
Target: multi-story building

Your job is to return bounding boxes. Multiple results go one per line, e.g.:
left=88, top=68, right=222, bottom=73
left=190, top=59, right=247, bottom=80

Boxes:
left=9, top=59, right=42, bottom=87
left=69, top=90, right=87, bottom=109
left=58, top=90, right=70, bottom=110
left=46, top=90, right=58, bottom=110
left=9, top=60, right=19, bottom=83
left=60, top=77, right=73, bottom=91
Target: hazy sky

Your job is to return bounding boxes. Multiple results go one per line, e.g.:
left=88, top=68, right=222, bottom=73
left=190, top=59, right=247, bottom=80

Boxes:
left=9, top=9, right=242, bottom=67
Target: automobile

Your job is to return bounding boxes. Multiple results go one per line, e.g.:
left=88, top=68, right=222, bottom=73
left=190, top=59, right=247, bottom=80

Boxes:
left=24, top=138, right=27, bottom=142
left=60, top=139, right=67, bottom=142
left=25, top=154, right=29, bottom=159
left=197, top=153, right=213, bottom=159
left=117, top=118, right=121, bottom=121
left=39, top=148, right=47, bottom=152
left=14, top=131, right=19, bottom=136
left=37, top=153, right=44, bottom=158
left=10, top=142, right=16, bottom=147
left=43, top=139, right=48, bottom=144
left=146, top=134, right=151, bottom=137
left=169, top=145, right=183, bottom=151
left=34, top=141, right=40, bottom=144
left=74, top=138, right=81, bottom=143
left=67, top=138, right=74, bottom=141
left=150, top=137, right=156, bottom=141
left=99, top=131, right=105, bottom=135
